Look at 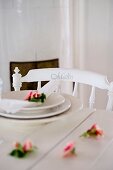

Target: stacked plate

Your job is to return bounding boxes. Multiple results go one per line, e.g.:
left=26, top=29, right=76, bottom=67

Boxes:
left=1, top=91, right=71, bottom=120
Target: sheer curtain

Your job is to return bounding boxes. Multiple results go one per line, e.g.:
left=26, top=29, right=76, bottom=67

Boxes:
left=59, top=0, right=74, bottom=68
left=0, top=0, right=113, bottom=109
left=59, top=0, right=86, bottom=95
left=59, top=0, right=74, bottom=94
left=59, top=0, right=85, bottom=69
left=76, top=0, right=113, bottom=108
left=0, top=6, right=9, bottom=92
left=60, top=0, right=113, bottom=108
left=0, top=0, right=61, bottom=92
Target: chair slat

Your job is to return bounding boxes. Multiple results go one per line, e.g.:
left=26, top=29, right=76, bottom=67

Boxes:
left=73, top=82, right=78, bottom=97
left=89, top=86, right=95, bottom=109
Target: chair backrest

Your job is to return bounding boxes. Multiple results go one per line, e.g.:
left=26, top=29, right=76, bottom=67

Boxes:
left=12, top=67, right=113, bottom=111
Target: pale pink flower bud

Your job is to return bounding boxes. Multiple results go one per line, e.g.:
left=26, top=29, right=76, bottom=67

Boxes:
left=23, top=140, right=33, bottom=152
left=13, top=141, right=20, bottom=149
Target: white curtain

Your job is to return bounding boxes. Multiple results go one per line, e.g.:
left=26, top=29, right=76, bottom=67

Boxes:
left=0, top=0, right=62, bottom=92
left=59, top=0, right=74, bottom=68
left=76, top=0, right=113, bottom=108
left=0, top=0, right=113, bottom=109
left=0, top=5, right=9, bottom=92
left=60, top=0, right=113, bottom=108
left=59, top=0, right=74, bottom=94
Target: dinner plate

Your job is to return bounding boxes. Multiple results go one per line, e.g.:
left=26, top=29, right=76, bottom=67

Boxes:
left=22, top=93, right=65, bottom=111
left=0, top=97, right=71, bottom=120
left=3, top=90, right=65, bottom=110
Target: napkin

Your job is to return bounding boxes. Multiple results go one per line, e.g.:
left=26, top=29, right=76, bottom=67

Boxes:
left=0, top=81, right=61, bottom=114
left=0, top=99, right=32, bottom=114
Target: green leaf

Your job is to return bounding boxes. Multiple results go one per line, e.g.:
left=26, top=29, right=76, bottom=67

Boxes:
left=80, top=132, right=89, bottom=137
left=71, top=148, right=76, bottom=154
left=30, top=98, right=41, bottom=102
left=29, top=93, right=46, bottom=103
left=9, top=145, right=37, bottom=158
left=9, top=149, right=26, bottom=158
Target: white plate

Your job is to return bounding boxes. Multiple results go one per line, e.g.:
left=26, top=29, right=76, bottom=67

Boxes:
left=0, top=97, right=71, bottom=120
left=22, top=93, right=65, bottom=111
left=3, top=91, right=65, bottom=110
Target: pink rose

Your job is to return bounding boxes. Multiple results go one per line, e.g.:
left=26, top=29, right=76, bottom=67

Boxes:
left=30, top=91, right=36, bottom=99
left=24, top=91, right=41, bottom=100
left=13, top=141, right=21, bottom=149
left=34, top=92, right=41, bottom=98
left=90, top=124, right=104, bottom=136
left=63, top=141, right=76, bottom=157
left=81, top=123, right=104, bottom=138
left=10, top=139, right=36, bottom=158
left=24, top=91, right=32, bottom=100
left=23, top=140, right=33, bottom=152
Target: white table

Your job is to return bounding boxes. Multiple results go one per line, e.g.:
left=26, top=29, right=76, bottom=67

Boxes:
left=0, top=94, right=112, bottom=170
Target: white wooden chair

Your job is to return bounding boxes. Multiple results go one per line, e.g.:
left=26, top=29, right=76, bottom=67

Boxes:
left=12, top=67, right=113, bottom=111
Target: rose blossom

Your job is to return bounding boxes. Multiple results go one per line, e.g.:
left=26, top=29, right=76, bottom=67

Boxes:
left=63, top=141, right=75, bottom=157
left=13, top=141, right=21, bottom=149
left=23, top=140, right=33, bottom=152
left=90, top=124, right=104, bottom=136
left=24, top=91, right=32, bottom=100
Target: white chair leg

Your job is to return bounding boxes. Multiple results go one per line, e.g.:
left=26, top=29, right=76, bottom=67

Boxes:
left=106, top=82, right=113, bottom=111
left=89, top=86, right=95, bottom=109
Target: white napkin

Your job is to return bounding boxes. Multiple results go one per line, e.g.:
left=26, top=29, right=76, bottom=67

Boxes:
left=0, top=99, right=32, bottom=114
left=0, top=81, right=61, bottom=114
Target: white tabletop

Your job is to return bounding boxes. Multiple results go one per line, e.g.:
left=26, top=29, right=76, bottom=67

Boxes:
left=0, top=93, right=112, bottom=170
left=34, top=109, right=113, bottom=170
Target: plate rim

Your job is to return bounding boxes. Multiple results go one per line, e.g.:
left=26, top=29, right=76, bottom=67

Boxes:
left=22, top=93, right=65, bottom=111
left=0, top=97, right=71, bottom=120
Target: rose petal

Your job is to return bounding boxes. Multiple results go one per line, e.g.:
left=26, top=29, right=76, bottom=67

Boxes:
left=23, top=140, right=33, bottom=152
left=13, top=141, right=20, bottom=149
left=24, top=91, right=32, bottom=100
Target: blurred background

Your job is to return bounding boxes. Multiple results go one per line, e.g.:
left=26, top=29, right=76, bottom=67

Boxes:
left=0, top=0, right=113, bottom=109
